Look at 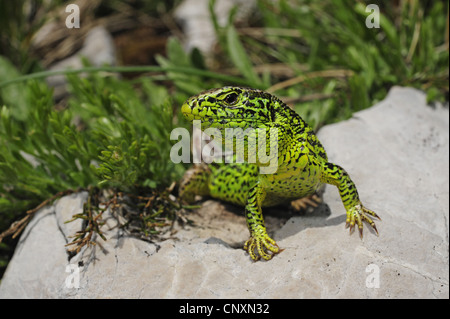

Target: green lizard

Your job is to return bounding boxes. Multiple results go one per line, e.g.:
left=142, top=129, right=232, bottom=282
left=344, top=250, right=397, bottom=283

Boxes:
left=179, top=86, right=379, bottom=261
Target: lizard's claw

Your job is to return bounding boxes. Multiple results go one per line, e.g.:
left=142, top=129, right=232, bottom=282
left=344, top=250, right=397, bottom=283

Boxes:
left=243, top=232, right=283, bottom=261
left=345, top=203, right=380, bottom=238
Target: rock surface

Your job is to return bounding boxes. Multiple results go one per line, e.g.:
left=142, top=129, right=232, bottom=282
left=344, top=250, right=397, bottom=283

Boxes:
left=174, top=0, right=256, bottom=54
left=45, top=26, right=117, bottom=100
left=0, top=86, right=448, bottom=298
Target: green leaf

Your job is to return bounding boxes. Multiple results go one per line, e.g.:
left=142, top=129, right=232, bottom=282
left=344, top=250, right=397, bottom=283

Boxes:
left=349, top=74, right=370, bottom=111
left=0, top=162, right=17, bottom=181
left=0, top=56, right=32, bottom=121
left=226, top=25, right=261, bottom=86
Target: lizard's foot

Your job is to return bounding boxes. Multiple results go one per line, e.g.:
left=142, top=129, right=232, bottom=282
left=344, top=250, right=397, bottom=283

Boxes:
left=179, top=164, right=211, bottom=204
left=346, top=203, right=380, bottom=238
left=243, top=231, right=283, bottom=261
left=290, top=193, right=322, bottom=212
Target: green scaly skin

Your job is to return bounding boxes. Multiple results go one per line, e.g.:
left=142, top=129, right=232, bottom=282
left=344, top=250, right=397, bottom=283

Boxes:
left=179, top=86, right=380, bottom=261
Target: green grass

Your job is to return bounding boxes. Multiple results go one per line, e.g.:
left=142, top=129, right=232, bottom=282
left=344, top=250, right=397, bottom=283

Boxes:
left=241, top=0, right=448, bottom=127
left=0, top=0, right=448, bottom=276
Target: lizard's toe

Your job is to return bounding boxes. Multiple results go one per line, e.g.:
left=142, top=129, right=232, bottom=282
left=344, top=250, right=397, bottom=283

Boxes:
left=244, top=234, right=282, bottom=261
left=346, top=204, right=380, bottom=238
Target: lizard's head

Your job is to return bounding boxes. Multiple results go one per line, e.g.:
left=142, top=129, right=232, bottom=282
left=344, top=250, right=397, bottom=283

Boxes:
left=181, top=86, right=276, bottom=130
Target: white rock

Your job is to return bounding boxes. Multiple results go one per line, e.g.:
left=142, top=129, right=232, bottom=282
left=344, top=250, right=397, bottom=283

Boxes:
left=174, top=0, right=256, bottom=54
left=0, top=87, right=448, bottom=298
left=46, top=26, right=117, bottom=99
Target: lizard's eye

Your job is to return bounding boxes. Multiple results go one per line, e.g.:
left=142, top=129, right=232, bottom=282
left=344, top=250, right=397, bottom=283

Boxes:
left=224, top=92, right=239, bottom=105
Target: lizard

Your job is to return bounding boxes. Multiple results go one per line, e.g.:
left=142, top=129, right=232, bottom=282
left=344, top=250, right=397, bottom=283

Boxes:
left=179, top=86, right=380, bottom=261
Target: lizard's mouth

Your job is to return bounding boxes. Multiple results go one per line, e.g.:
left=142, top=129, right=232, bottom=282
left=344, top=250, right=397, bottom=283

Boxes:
left=198, top=116, right=262, bottom=131
left=181, top=100, right=267, bottom=133
left=182, top=102, right=251, bottom=125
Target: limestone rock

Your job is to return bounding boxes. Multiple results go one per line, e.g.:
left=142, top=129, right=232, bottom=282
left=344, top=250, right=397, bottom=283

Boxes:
left=45, top=26, right=117, bottom=100
left=174, top=0, right=256, bottom=54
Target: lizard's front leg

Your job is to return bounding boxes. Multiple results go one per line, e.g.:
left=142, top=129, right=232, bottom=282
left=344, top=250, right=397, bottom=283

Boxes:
left=243, top=183, right=282, bottom=261
left=321, top=162, right=380, bottom=237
